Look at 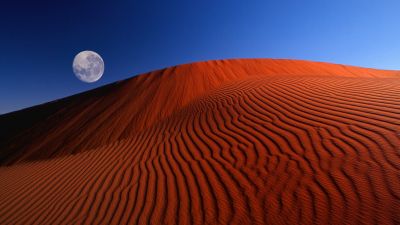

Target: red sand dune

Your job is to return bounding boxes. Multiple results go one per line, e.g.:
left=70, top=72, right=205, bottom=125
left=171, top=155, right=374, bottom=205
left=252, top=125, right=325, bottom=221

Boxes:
left=0, top=59, right=399, bottom=224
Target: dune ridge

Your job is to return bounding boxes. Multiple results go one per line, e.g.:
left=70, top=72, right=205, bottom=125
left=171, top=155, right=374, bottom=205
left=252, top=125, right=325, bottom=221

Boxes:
left=0, top=59, right=399, bottom=224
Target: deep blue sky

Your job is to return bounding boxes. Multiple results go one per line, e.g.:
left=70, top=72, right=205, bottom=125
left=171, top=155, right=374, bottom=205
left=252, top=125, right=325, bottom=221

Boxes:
left=1, top=0, right=400, bottom=114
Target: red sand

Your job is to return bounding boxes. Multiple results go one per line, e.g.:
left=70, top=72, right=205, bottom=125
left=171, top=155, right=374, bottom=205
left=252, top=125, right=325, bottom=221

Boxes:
left=0, top=59, right=399, bottom=224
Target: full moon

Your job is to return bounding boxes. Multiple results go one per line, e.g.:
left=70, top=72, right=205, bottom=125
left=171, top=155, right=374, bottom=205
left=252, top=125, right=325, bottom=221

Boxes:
left=72, top=51, right=104, bottom=83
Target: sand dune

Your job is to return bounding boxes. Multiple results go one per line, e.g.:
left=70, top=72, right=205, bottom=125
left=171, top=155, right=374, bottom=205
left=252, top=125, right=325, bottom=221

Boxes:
left=0, top=59, right=399, bottom=224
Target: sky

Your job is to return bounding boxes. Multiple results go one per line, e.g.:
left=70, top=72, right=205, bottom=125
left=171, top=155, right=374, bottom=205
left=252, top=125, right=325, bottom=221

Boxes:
left=1, top=0, right=400, bottom=114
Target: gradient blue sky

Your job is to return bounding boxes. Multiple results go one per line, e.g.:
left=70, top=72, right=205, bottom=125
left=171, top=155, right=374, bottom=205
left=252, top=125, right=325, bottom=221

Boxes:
left=1, top=0, right=400, bottom=114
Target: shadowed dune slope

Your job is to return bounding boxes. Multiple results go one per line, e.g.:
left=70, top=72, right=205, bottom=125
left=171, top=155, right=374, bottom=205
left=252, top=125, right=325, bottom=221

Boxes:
left=0, top=59, right=399, bottom=224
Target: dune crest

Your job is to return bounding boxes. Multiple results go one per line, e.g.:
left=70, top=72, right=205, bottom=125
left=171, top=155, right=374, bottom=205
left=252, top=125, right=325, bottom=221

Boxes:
left=0, top=59, right=399, bottom=224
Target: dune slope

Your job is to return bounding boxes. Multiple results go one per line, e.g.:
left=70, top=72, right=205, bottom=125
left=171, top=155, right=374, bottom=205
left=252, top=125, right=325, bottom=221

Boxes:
left=0, top=59, right=399, bottom=224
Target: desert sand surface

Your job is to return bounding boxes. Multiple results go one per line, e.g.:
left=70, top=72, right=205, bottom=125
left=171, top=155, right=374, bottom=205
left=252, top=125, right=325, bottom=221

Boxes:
left=0, top=59, right=399, bottom=224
